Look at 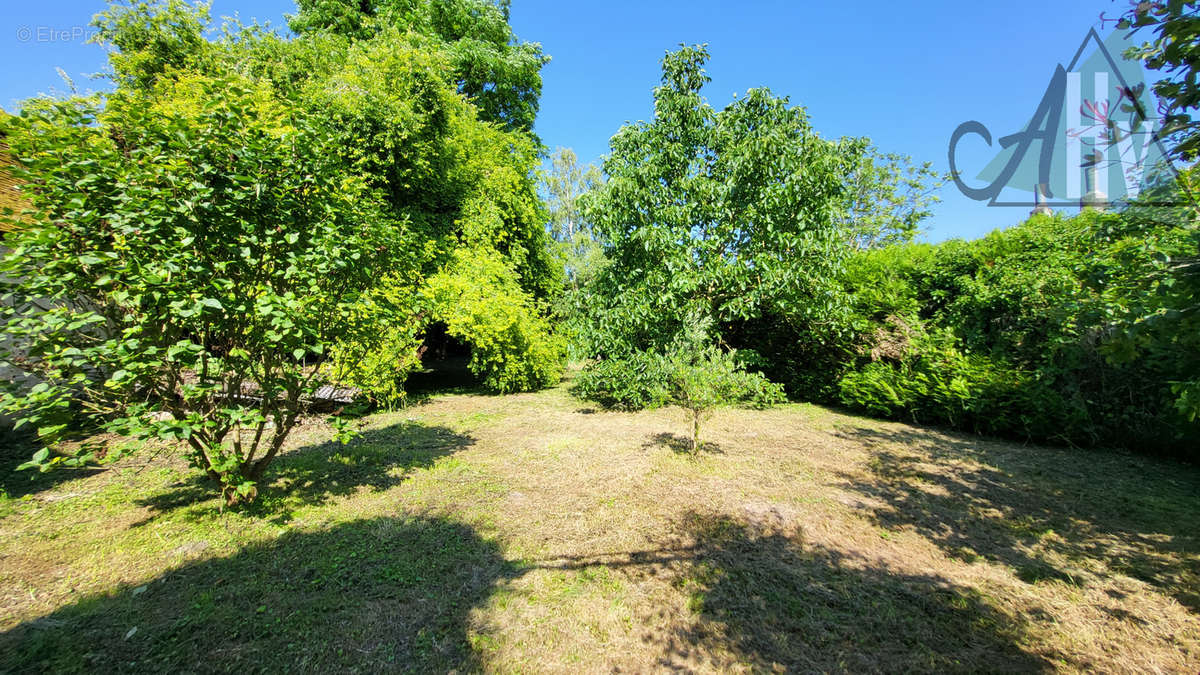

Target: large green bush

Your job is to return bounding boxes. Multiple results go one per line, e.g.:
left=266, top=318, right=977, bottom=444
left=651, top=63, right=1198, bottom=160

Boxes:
left=0, top=0, right=562, bottom=502
left=572, top=351, right=670, bottom=411
left=830, top=209, right=1200, bottom=453
left=0, top=78, right=408, bottom=503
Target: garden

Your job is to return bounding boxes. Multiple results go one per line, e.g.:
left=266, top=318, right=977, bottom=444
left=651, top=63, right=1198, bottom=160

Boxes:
left=1, top=0, right=1198, bottom=671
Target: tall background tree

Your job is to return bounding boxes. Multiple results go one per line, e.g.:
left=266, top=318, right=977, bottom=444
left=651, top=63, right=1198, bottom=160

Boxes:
left=840, top=149, right=944, bottom=250
left=542, top=147, right=604, bottom=289
left=288, top=0, right=548, bottom=134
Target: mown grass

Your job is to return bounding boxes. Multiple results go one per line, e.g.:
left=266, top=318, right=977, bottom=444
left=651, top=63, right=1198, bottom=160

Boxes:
left=1, top=377, right=1198, bottom=672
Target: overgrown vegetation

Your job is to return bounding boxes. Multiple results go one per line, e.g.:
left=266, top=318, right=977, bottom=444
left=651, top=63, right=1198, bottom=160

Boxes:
left=0, top=0, right=1194, bottom=528
left=0, top=0, right=563, bottom=502
left=571, top=41, right=1199, bottom=457
left=830, top=207, right=1200, bottom=452
left=0, top=1, right=1198, bottom=669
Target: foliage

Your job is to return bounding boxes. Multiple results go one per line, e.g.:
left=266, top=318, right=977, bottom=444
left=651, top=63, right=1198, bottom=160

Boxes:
left=836, top=330, right=1071, bottom=439
left=1120, top=1, right=1200, bottom=163
left=0, top=77, right=408, bottom=504
left=1114, top=0, right=1200, bottom=426
left=578, top=45, right=861, bottom=365
left=288, top=0, right=548, bottom=134
left=571, top=350, right=669, bottom=411
left=539, top=147, right=605, bottom=359
left=655, top=315, right=785, bottom=453
left=91, top=0, right=212, bottom=90
left=542, top=147, right=605, bottom=288
left=830, top=206, right=1200, bottom=453
left=423, top=249, right=565, bottom=393
left=572, top=45, right=950, bottom=425
left=0, top=0, right=562, bottom=502
left=287, top=24, right=559, bottom=298
left=292, top=24, right=562, bottom=399
left=575, top=313, right=783, bottom=451
left=321, top=280, right=424, bottom=409
left=840, top=149, right=944, bottom=250
left=1097, top=193, right=1200, bottom=425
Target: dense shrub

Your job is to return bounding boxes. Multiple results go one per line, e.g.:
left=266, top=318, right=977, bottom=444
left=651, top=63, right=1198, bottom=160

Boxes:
left=0, top=0, right=562, bottom=502
left=0, top=81, right=409, bottom=503
left=836, top=330, right=1080, bottom=441
left=829, top=210, right=1200, bottom=454
left=572, top=351, right=668, bottom=411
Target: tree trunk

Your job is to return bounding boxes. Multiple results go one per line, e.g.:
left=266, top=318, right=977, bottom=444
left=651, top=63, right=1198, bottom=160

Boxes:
left=691, top=408, right=701, bottom=454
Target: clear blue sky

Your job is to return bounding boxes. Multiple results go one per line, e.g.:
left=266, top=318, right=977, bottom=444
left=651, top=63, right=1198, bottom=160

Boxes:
left=0, top=0, right=1139, bottom=241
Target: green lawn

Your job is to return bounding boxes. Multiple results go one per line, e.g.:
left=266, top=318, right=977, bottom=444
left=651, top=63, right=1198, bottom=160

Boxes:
left=1, top=380, right=1198, bottom=672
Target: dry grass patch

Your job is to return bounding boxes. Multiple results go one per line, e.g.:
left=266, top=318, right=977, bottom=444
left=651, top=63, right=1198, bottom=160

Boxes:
left=0, top=380, right=1198, bottom=672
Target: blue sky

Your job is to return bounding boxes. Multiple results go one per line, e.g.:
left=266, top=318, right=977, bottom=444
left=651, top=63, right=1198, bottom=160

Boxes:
left=0, top=0, right=1143, bottom=241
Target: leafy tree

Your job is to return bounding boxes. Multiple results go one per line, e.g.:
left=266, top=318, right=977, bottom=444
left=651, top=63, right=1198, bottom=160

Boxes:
left=0, top=79, right=408, bottom=504
left=91, top=0, right=212, bottom=90
left=840, top=148, right=943, bottom=250
left=1100, top=177, right=1200, bottom=426
left=542, top=147, right=604, bottom=288
left=288, top=0, right=548, bottom=133
left=0, top=0, right=562, bottom=502
left=284, top=24, right=562, bottom=402
left=578, top=45, right=862, bottom=374
left=540, top=147, right=605, bottom=360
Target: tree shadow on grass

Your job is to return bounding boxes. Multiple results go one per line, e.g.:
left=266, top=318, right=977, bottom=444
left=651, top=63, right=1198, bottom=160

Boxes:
left=136, top=421, right=474, bottom=523
left=0, top=426, right=104, bottom=499
left=833, top=424, right=1200, bottom=612
left=648, top=510, right=1055, bottom=672
left=0, top=514, right=518, bottom=673
left=642, top=432, right=724, bottom=455
left=517, top=509, right=1053, bottom=670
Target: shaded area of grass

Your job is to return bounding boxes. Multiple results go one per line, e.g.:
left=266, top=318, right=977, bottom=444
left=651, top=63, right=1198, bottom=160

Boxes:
left=651, top=510, right=1053, bottom=672
left=526, top=510, right=1052, bottom=671
left=835, top=425, right=1200, bottom=612
left=135, top=421, right=475, bottom=523
left=0, top=426, right=103, bottom=500
left=641, top=432, right=724, bottom=455
left=0, top=515, right=517, bottom=673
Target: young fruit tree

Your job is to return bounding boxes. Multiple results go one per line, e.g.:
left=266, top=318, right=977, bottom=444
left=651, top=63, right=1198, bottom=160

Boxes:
left=655, top=316, right=785, bottom=454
